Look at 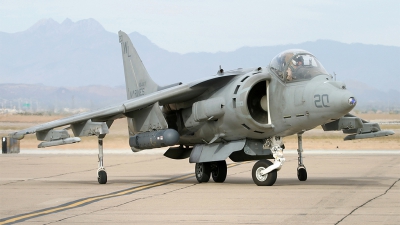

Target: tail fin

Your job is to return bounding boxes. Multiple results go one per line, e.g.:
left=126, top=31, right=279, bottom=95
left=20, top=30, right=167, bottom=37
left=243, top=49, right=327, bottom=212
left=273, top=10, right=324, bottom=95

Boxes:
left=118, top=31, right=168, bottom=145
left=118, top=31, right=159, bottom=100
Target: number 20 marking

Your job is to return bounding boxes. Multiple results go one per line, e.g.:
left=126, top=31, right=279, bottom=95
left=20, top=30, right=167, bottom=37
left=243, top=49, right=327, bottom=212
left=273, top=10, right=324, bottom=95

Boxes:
left=314, top=94, right=330, bottom=108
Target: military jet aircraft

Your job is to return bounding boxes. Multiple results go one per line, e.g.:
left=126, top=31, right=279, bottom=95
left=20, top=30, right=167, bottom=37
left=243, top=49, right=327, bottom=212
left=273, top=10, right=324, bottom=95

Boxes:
left=9, top=31, right=394, bottom=186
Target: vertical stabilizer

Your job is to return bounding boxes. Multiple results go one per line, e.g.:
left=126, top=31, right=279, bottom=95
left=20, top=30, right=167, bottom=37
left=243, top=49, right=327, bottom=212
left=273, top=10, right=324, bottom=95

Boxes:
left=118, top=31, right=159, bottom=99
left=118, top=31, right=168, bottom=152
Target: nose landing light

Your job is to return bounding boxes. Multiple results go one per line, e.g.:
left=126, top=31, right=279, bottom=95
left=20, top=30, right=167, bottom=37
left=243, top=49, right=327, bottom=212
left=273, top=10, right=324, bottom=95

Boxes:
left=348, top=97, right=357, bottom=106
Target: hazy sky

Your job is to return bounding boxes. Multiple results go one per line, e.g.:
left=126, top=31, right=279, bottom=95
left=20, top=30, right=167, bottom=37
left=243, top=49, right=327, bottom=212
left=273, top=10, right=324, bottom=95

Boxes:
left=1, top=0, right=399, bottom=53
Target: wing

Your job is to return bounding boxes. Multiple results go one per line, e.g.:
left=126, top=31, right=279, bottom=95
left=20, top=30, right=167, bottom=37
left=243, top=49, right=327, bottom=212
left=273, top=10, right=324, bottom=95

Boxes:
left=9, top=73, right=239, bottom=146
left=10, top=83, right=190, bottom=139
left=322, top=113, right=394, bottom=140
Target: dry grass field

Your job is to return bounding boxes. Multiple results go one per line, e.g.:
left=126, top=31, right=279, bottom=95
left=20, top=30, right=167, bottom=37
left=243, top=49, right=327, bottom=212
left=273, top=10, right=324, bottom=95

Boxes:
left=1, top=113, right=399, bottom=150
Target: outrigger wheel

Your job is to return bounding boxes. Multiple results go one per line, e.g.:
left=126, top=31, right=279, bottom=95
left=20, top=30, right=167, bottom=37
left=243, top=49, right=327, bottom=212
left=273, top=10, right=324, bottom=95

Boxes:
left=252, top=159, right=277, bottom=186
left=98, top=170, right=107, bottom=184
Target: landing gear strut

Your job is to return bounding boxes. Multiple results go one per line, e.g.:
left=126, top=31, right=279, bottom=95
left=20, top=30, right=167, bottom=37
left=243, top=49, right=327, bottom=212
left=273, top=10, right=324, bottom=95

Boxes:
left=97, top=138, right=107, bottom=184
left=297, top=132, right=307, bottom=181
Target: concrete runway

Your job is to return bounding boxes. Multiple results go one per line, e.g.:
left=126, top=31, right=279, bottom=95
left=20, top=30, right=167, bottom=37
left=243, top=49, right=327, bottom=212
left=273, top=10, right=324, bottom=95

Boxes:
left=0, top=150, right=399, bottom=224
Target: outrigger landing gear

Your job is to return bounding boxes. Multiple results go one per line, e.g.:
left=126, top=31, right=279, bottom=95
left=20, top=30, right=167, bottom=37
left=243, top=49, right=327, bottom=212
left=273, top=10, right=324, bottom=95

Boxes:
left=252, top=136, right=285, bottom=186
left=297, top=132, right=307, bottom=181
left=97, top=138, right=107, bottom=184
left=195, top=160, right=227, bottom=183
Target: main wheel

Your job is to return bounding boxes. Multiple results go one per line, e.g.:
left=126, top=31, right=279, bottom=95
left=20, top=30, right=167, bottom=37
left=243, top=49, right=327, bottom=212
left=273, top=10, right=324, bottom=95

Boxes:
left=195, top=162, right=211, bottom=183
left=252, top=160, right=277, bottom=186
left=297, top=167, right=307, bottom=181
left=211, top=161, right=227, bottom=183
left=98, top=170, right=107, bottom=184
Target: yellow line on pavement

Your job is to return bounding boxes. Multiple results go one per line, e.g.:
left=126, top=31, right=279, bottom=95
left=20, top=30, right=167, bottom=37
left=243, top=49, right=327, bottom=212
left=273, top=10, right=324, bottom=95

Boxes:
left=0, top=173, right=193, bottom=225
left=0, top=162, right=248, bottom=224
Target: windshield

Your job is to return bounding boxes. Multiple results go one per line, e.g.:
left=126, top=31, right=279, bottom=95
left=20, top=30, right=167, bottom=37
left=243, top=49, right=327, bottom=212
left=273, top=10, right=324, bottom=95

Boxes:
left=269, top=50, right=329, bottom=82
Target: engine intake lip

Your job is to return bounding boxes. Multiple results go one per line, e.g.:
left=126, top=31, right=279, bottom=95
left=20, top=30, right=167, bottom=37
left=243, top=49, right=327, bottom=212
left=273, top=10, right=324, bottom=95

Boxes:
left=246, top=80, right=269, bottom=124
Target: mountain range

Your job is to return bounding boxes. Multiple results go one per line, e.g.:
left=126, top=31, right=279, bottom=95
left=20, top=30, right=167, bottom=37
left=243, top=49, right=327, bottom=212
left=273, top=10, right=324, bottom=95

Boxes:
left=0, top=18, right=399, bottom=111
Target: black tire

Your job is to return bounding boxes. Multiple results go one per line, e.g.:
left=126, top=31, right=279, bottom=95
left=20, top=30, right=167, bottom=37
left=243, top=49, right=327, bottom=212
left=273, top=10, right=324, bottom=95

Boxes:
left=252, top=160, right=277, bottom=186
left=195, top=162, right=211, bottom=183
left=98, top=170, right=107, bottom=184
left=211, top=161, right=227, bottom=183
left=297, top=168, right=307, bottom=181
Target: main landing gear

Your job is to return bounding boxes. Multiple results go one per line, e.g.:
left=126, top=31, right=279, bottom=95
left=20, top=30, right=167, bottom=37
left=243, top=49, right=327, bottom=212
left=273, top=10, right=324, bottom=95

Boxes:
left=97, top=138, right=107, bottom=184
left=195, top=134, right=307, bottom=186
left=252, top=160, right=277, bottom=186
left=251, top=134, right=308, bottom=186
left=195, top=160, right=227, bottom=183
left=252, top=136, right=285, bottom=186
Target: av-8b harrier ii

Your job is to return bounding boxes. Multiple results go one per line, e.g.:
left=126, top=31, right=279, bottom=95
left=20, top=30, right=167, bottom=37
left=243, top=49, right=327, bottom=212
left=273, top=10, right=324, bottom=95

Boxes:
left=9, top=31, right=394, bottom=186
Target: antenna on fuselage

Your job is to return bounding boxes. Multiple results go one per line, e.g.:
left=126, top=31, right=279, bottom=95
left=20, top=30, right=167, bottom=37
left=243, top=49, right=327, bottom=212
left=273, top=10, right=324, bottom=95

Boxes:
left=218, top=65, right=224, bottom=75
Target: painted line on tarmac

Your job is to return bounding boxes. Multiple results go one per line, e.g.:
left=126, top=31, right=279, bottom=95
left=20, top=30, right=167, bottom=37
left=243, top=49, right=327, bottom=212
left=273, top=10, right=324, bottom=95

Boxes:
left=0, top=162, right=247, bottom=225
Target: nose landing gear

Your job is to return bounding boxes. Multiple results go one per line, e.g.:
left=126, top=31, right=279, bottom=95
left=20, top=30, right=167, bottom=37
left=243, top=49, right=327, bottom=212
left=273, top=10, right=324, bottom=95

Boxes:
left=194, top=133, right=307, bottom=186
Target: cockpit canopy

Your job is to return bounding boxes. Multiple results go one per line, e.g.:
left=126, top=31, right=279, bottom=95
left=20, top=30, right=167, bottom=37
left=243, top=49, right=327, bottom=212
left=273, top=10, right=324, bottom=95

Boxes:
left=269, top=49, right=329, bottom=82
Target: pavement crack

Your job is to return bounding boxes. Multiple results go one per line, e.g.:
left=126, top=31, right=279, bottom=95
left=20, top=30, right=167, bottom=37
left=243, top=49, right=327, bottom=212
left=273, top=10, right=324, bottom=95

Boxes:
left=335, top=177, right=400, bottom=225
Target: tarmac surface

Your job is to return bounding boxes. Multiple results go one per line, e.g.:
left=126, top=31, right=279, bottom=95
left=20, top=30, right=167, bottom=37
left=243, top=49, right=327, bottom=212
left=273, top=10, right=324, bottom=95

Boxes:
left=0, top=150, right=399, bottom=224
